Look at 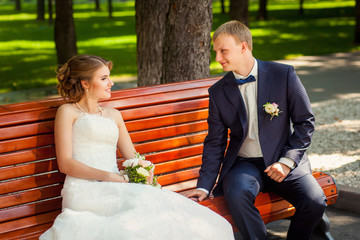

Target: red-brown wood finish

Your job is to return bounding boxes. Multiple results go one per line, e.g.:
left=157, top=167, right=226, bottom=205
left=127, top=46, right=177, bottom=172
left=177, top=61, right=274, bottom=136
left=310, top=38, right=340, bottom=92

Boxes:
left=0, top=78, right=338, bottom=239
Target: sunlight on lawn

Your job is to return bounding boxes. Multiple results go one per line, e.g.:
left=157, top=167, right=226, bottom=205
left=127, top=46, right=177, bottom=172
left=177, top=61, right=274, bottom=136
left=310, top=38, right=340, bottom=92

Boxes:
left=0, top=0, right=359, bottom=92
left=79, top=36, right=136, bottom=47
left=0, top=41, right=54, bottom=52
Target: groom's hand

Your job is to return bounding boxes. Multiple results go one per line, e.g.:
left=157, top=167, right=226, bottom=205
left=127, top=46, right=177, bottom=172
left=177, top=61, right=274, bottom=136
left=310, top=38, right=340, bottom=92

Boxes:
left=185, top=189, right=208, bottom=202
left=264, top=163, right=290, bottom=183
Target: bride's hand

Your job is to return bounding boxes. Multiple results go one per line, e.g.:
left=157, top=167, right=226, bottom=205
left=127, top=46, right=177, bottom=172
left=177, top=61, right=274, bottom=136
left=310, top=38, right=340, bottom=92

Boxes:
left=105, top=172, right=128, bottom=183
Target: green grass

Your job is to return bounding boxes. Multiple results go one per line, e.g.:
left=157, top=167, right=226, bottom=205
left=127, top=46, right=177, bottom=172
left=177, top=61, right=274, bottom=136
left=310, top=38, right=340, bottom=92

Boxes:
left=0, top=0, right=359, bottom=92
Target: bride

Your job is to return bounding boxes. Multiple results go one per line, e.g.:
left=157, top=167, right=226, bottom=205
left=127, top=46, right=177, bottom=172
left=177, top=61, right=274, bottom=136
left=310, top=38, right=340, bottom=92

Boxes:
left=40, top=55, right=234, bottom=240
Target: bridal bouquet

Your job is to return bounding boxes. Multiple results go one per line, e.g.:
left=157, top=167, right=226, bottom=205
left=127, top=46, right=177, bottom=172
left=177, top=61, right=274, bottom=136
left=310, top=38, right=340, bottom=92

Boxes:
left=120, top=152, right=161, bottom=187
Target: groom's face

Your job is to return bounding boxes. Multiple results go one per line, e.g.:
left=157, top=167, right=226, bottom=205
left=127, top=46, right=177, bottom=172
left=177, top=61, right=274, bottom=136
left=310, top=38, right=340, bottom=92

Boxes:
left=213, top=34, right=244, bottom=73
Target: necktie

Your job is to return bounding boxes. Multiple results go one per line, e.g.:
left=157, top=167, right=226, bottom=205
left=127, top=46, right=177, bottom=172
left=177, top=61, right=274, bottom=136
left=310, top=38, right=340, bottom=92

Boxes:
left=234, top=75, right=255, bottom=85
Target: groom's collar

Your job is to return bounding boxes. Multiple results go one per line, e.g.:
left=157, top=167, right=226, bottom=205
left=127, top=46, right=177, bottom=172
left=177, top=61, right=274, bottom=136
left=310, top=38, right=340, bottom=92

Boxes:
left=232, top=58, right=258, bottom=80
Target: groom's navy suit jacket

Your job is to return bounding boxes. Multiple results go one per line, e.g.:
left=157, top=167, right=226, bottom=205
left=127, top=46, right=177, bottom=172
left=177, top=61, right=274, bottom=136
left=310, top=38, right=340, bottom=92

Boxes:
left=197, top=59, right=315, bottom=195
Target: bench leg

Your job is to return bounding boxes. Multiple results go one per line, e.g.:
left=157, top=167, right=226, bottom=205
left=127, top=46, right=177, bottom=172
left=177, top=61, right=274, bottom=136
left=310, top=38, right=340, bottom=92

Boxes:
left=313, top=212, right=334, bottom=240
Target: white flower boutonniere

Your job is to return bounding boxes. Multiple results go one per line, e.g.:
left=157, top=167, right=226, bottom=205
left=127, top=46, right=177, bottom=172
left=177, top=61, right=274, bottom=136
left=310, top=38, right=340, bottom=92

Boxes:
left=263, top=102, right=282, bottom=120
left=121, top=152, right=161, bottom=187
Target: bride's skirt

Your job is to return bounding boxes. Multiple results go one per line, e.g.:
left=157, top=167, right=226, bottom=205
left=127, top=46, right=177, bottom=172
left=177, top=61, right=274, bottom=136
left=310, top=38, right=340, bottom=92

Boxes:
left=40, top=179, right=234, bottom=240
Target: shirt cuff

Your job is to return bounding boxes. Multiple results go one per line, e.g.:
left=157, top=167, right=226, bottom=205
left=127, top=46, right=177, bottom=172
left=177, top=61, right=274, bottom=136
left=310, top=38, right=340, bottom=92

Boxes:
left=279, top=157, right=296, bottom=170
left=196, top=188, right=209, bottom=195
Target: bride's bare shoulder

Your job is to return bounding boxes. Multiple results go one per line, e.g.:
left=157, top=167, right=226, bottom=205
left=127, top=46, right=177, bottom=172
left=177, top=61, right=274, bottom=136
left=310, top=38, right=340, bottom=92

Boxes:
left=103, top=107, right=123, bottom=121
left=56, top=103, right=79, bottom=120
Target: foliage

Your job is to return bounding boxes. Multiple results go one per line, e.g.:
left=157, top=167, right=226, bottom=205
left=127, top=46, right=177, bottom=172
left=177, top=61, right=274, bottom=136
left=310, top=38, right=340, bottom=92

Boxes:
left=0, top=0, right=359, bottom=92
left=121, top=152, right=160, bottom=187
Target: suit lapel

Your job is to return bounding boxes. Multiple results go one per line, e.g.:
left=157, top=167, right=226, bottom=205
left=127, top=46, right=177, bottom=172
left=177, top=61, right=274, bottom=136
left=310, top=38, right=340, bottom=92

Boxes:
left=257, top=60, right=273, bottom=128
left=222, top=73, right=248, bottom=136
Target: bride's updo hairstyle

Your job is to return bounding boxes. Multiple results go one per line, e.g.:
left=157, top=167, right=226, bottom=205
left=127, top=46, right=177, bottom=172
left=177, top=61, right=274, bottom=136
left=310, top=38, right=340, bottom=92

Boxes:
left=57, top=55, right=113, bottom=102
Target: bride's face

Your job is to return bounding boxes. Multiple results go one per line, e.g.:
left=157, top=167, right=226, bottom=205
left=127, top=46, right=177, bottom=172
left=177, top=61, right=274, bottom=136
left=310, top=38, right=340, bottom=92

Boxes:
left=90, top=65, right=114, bottom=99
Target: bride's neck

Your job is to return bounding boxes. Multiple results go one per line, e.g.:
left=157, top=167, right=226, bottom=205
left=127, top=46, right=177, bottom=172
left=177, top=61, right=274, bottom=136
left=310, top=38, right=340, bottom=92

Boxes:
left=76, top=99, right=101, bottom=114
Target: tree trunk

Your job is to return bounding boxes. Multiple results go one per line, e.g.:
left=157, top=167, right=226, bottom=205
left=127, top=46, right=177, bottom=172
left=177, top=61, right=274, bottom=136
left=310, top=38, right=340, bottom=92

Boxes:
left=257, top=0, right=267, bottom=21
left=15, top=0, right=21, bottom=11
left=37, top=0, right=45, bottom=21
left=108, top=0, right=113, bottom=18
left=355, top=0, right=360, bottom=43
left=230, top=0, right=249, bottom=26
left=135, top=0, right=169, bottom=87
left=161, top=0, right=212, bottom=83
left=48, top=0, right=53, bottom=25
left=299, top=0, right=304, bottom=15
left=55, top=0, right=77, bottom=64
left=95, top=0, right=100, bottom=11
left=221, top=0, right=226, bottom=14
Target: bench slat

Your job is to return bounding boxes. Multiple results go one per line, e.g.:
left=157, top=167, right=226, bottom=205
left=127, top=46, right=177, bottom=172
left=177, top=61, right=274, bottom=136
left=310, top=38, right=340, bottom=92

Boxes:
left=126, top=109, right=208, bottom=132
left=0, top=134, right=54, bottom=154
left=0, top=121, right=54, bottom=141
left=135, top=132, right=207, bottom=154
left=0, top=198, right=61, bottom=223
left=158, top=167, right=200, bottom=186
left=0, top=78, right=218, bottom=116
left=0, top=146, right=55, bottom=168
left=0, top=185, right=63, bottom=209
left=102, top=87, right=209, bottom=111
left=154, top=155, right=202, bottom=175
left=130, top=120, right=207, bottom=143
left=0, top=211, right=60, bottom=237
left=0, top=159, right=58, bottom=181
left=144, top=144, right=203, bottom=164
left=121, top=98, right=209, bottom=121
left=0, top=172, right=64, bottom=195
left=0, top=223, right=53, bottom=240
left=0, top=109, right=56, bottom=128
left=0, top=87, right=209, bottom=128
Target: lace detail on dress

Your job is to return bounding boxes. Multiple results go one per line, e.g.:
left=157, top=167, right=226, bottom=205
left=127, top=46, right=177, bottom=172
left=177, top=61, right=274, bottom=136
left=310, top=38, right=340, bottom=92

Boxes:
left=72, top=114, right=119, bottom=173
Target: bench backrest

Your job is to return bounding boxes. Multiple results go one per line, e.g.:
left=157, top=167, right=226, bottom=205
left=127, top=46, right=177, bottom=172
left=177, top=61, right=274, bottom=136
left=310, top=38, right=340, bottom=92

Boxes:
left=0, top=78, right=219, bottom=239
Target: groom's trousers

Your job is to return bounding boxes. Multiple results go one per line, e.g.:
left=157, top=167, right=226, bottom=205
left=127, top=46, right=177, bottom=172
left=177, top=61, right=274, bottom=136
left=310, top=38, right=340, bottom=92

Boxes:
left=222, top=157, right=327, bottom=240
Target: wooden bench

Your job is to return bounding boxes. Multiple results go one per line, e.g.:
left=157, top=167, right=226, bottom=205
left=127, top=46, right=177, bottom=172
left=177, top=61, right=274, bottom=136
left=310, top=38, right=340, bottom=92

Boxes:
left=0, top=77, right=338, bottom=239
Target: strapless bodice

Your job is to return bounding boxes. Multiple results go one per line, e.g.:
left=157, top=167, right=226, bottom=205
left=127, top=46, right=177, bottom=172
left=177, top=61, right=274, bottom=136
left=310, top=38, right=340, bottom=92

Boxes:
left=72, top=113, right=119, bottom=173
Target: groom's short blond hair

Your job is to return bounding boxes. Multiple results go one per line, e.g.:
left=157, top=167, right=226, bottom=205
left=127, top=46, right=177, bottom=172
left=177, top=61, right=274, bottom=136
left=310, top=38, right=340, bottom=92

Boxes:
left=212, top=20, right=253, bottom=51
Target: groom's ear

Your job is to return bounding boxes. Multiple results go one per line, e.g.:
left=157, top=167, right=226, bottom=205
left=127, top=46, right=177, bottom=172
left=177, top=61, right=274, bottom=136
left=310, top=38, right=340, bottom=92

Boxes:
left=240, top=41, right=249, bottom=53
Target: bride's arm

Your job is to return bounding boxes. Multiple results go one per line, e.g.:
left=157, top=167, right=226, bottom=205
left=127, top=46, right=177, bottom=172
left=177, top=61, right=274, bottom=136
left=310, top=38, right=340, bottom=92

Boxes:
left=109, top=108, right=136, bottom=160
left=54, top=104, right=126, bottom=182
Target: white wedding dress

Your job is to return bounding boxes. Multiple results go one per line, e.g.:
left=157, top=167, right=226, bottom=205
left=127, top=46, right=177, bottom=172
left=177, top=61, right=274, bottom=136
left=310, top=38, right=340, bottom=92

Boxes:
left=40, top=113, right=234, bottom=240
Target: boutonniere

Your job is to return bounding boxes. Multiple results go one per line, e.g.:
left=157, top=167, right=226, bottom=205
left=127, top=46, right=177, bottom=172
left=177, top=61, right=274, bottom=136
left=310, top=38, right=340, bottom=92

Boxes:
left=263, top=102, right=282, bottom=120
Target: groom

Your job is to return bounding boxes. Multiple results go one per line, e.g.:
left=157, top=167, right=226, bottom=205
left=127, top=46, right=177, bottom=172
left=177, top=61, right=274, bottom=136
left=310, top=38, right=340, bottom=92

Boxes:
left=186, top=21, right=327, bottom=240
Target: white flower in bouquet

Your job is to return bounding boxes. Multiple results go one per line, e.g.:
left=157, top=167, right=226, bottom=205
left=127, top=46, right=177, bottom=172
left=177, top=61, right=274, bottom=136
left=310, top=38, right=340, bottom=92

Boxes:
left=122, top=158, right=139, bottom=168
left=121, top=152, right=161, bottom=187
left=136, top=167, right=150, bottom=178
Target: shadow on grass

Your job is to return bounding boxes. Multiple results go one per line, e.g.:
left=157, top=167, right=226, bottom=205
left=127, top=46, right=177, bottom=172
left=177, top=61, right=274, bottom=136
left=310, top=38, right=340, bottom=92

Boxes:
left=0, top=2, right=359, bottom=92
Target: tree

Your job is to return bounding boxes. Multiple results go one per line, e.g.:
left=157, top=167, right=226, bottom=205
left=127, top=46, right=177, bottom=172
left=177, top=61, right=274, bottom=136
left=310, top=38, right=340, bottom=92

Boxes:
left=48, top=0, right=53, bottom=25
left=54, top=0, right=77, bottom=64
left=136, top=0, right=212, bottom=86
left=37, top=0, right=45, bottom=21
left=299, top=0, right=304, bottom=15
left=161, top=0, right=213, bottom=84
left=257, top=0, right=268, bottom=21
left=356, top=0, right=360, bottom=43
left=221, top=0, right=226, bottom=14
left=15, top=0, right=21, bottom=11
left=229, top=0, right=249, bottom=26
left=108, top=0, right=113, bottom=18
left=95, top=0, right=100, bottom=11
left=135, top=1, right=169, bottom=86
